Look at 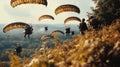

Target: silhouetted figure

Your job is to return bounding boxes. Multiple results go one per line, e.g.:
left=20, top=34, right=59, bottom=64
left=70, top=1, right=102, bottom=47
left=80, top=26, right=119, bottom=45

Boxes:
left=15, top=45, right=22, bottom=56
left=71, top=31, right=75, bottom=35
left=65, top=27, right=71, bottom=35
left=45, top=26, right=48, bottom=31
left=65, top=27, right=71, bottom=38
left=79, top=18, right=88, bottom=35
left=24, top=26, right=33, bottom=39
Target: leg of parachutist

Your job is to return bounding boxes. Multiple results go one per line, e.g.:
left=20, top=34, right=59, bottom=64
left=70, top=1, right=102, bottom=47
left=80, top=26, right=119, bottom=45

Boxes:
left=24, top=34, right=27, bottom=38
left=28, top=34, right=30, bottom=39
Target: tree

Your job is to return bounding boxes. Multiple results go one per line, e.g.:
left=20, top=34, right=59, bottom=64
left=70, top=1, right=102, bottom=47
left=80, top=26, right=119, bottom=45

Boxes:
left=90, top=0, right=120, bottom=25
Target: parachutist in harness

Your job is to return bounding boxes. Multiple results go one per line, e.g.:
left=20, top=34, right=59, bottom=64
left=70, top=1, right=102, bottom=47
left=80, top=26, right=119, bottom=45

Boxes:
left=71, top=30, right=75, bottom=35
left=45, top=26, right=48, bottom=31
left=24, top=26, right=33, bottom=39
left=65, top=27, right=71, bottom=35
left=65, top=27, right=71, bottom=38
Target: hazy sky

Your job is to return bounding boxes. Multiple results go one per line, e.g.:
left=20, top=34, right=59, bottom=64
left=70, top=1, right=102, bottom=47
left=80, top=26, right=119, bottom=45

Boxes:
left=0, top=0, right=94, bottom=24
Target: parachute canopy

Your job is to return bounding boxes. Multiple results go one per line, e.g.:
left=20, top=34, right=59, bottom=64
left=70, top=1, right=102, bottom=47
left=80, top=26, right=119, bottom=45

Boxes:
left=50, top=30, right=64, bottom=35
left=64, top=17, right=81, bottom=24
left=38, top=15, right=54, bottom=21
left=41, top=35, right=53, bottom=40
left=3, top=22, right=30, bottom=33
left=55, top=4, right=80, bottom=15
left=11, top=0, right=47, bottom=8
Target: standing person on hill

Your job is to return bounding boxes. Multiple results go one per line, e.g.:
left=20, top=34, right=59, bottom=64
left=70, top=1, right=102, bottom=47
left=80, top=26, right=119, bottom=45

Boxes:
left=15, top=45, right=22, bottom=56
left=78, top=18, right=88, bottom=35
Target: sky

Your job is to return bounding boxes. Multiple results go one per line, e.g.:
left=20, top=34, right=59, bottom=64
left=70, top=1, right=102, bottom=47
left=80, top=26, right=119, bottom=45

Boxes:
left=0, top=0, right=94, bottom=24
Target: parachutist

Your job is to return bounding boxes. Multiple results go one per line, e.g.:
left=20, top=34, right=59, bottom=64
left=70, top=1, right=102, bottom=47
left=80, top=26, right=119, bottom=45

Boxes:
left=45, top=26, right=48, bottom=31
left=65, top=27, right=71, bottom=38
left=3, top=22, right=33, bottom=39
left=65, top=27, right=71, bottom=35
left=71, top=30, right=75, bottom=35
left=24, top=26, right=33, bottom=39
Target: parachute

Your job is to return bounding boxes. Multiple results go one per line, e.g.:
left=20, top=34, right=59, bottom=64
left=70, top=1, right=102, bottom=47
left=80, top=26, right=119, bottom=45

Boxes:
left=50, top=30, right=64, bottom=35
left=64, top=17, right=81, bottom=24
left=38, top=15, right=54, bottom=21
left=11, top=0, right=47, bottom=8
left=55, top=4, right=80, bottom=15
left=3, top=22, right=30, bottom=33
left=41, top=35, right=53, bottom=40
